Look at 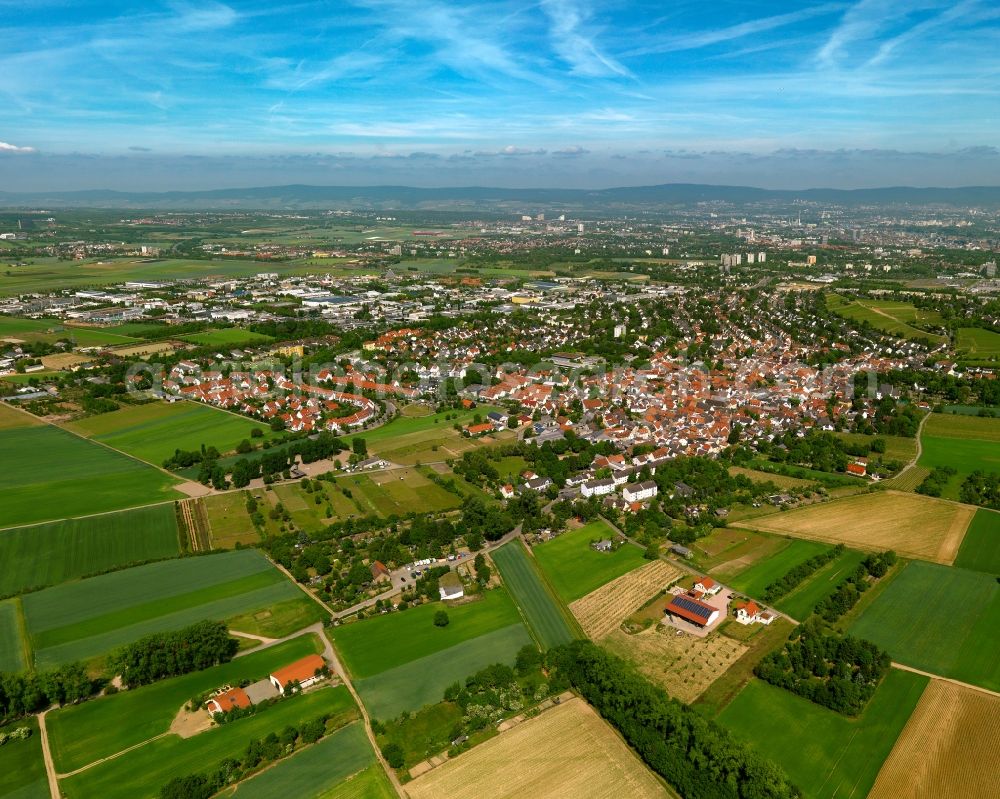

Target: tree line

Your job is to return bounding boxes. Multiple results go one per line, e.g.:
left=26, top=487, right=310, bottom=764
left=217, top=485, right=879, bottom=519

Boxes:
left=550, top=640, right=800, bottom=799
left=0, top=662, right=94, bottom=723
left=762, top=545, right=845, bottom=603
left=111, top=620, right=238, bottom=688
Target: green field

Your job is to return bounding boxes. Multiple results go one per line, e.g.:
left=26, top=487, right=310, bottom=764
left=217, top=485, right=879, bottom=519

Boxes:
left=827, top=295, right=947, bottom=343
left=22, top=549, right=301, bottom=668
left=956, top=327, right=1000, bottom=358
left=491, top=541, right=577, bottom=649
left=919, top=435, right=1000, bottom=500
left=225, top=595, right=328, bottom=639
left=227, top=722, right=375, bottom=798
left=849, top=561, right=1000, bottom=691
left=923, top=412, right=1000, bottom=442
left=48, top=634, right=322, bottom=773
left=0, top=256, right=330, bottom=297
left=718, top=669, right=927, bottom=799
left=772, top=548, right=868, bottom=621
left=331, top=588, right=522, bottom=679
left=179, top=328, right=273, bottom=347
left=533, top=520, right=646, bottom=602
left=0, top=717, right=48, bottom=799
left=0, top=599, right=26, bottom=672
left=833, top=432, right=917, bottom=464
left=953, top=509, right=1000, bottom=573
left=354, top=623, right=531, bottom=721
left=66, top=401, right=271, bottom=465
left=0, top=315, right=140, bottom=347
left=316, top=764, right=395, bottom=799
left=59, top=686, right=356, bottom=799
left=0, top=424, right=182, bottom=528
left=721, top=539, right=832, bottom=600
left=350, top=405, right=506, bottom=464
left=0, top=504, right=180, bottom=596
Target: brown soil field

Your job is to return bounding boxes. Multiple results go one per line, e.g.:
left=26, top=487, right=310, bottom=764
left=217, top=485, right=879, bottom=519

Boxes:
left=868, top=679, right=1000, bottom=799
left=405, top=697, right=669, bottom=799
left=732, top=491, right=974, bottom=564
left=570, top=560, right=682, bottom=640
left=602, top=626, right=747, bottom=704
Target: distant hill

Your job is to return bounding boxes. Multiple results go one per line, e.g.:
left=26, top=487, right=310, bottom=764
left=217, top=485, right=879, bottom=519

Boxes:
left=2, top=183, right=1000, bottom=209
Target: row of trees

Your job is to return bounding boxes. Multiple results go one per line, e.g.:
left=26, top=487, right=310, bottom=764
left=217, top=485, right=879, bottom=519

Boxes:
left=762, top=545, right=845, bottom=603
left=160, top=709, right=335, bottom=799
left=813, top=551, right=896, bottom=623
left=550, top=641, right=800, bottom=799
left=0, top=662, right=94, bottom=722
left=754, top=620, right=890, bottom=716
left=916, top=466, right=957, bottom=497
left=111, top=620, right=239, bottom=688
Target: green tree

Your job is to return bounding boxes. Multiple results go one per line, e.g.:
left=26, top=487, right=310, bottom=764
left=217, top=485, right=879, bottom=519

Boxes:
left=434, top=610, right=450, bottom=627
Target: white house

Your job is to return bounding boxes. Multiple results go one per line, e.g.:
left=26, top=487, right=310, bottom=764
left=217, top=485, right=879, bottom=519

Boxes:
left=733, top=600, right=775, bottom=626
left=622, top=480, right=658, bottom=503
left=500, top=483, right=516, bottom=500
left=693, top=577, right=722, bottom=597
left=581, top=478, right=615, bottom=497
left=438, top=571, right=465, bottom=601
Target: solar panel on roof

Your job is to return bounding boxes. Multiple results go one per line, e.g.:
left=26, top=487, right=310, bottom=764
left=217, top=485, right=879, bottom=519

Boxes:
left=668, top=595, right=714, bottom=620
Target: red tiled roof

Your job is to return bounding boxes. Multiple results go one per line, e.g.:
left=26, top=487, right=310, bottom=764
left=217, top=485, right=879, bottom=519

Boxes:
left=271, top=654, right=326, bottom=688
left=207, top=687, right=251, bottom=713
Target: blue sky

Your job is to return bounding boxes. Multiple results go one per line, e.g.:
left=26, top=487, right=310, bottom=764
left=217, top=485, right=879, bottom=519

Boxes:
left=1, top=0, right=999, bottom=190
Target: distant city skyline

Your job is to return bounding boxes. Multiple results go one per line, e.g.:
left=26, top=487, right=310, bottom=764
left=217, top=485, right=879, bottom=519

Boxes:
left=2, top=0, right=999, bottom=190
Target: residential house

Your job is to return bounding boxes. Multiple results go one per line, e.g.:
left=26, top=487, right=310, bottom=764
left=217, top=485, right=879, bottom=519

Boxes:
left=438, top=571, right=465, bottom=601
left=269, top=654, right=327, bottom=693
left=581, top=478, right=616, bottom=497
left=622, top=480, right=658, bottom=503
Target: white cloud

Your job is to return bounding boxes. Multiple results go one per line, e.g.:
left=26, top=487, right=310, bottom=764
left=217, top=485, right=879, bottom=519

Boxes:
left=0, top=140, right=35, bottom=153
left=541, top=0, right=630, bottom=78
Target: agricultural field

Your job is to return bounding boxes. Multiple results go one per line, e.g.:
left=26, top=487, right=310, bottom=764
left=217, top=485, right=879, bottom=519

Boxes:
left=47, top=635, right=323, bottom=774
left=718, top=669, right=927, bottom=799
left=0, top=504, right=180, bottom=596
left=0, top=423, right=182, bottom=528
left=771, top=547, right=868, bottom=621
left=340, top=467, right=462, bottom=518
left=0, top=402, right=42, bottom=430
left=955, top=327, right=1000, bottom=358
left=179, top=327, right=273, bottom=347
left=354, top=624, right=532, bottom=721
left=868, top=680, right=1000, bottom=799
left=0, top=599, right=27, bottom=672
left=332, top=588, right=522, bottom=679
left=690, top=527, right=786, bottom=574
left=604, top=626, right=747, bottom=703
left=833, top=431, right=917, bottom=463
left=0, top=717, right=48, bottom=799
left=849, top=561, right=1000, bottom=691
left=405, top=697, right=669, bottom=799
left=22, top=549, right=302, bottom=668
left=918, top=413, right=1000, bottom=500
left=0, top=256, right=323, bottom=297
left=352, top=405, right=509, bottom=465
left=203, top=491, right=260, bottom=548
left=720, top=539, right=831, bottom=599
left=734, top=491, right=974, bottom=564
left=491, top=541, right=578, bottom=649
left=727, top=465, right=813, bottom=490
left=225, top=595, right=327, bottom=639
left=826, top=295, right=947, bottom=343
left=880, top=464, right=930, bottom=492
left=225, top=722, right=378, bottom=799
left=59, top=686, right=356, bottom=799
left=0, top=315, right=140, bottom=347
left=316, top=765, right=395, bottom=799
left=533, top=520, right=647, bottom=602
left=65, top=400, right=271, bottom=465
left=569, top=559, right=682, bottom=640
left=953, top=508, right=1000, bottom=573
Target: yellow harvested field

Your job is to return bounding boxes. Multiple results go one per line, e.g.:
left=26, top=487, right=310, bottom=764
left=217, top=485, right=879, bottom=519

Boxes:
left=868, top=679, right=1000, bottom=799
left=732, top=491, right=975, bottom=564
left=405, top=697, right=669, bottom=799
left=105, top=341, right=175, bottom=357
left=0, top=402, right=43, bottom=429
left=570, top=560, right=682, bottom=640
left=603, top=627, right=747, bottom=703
